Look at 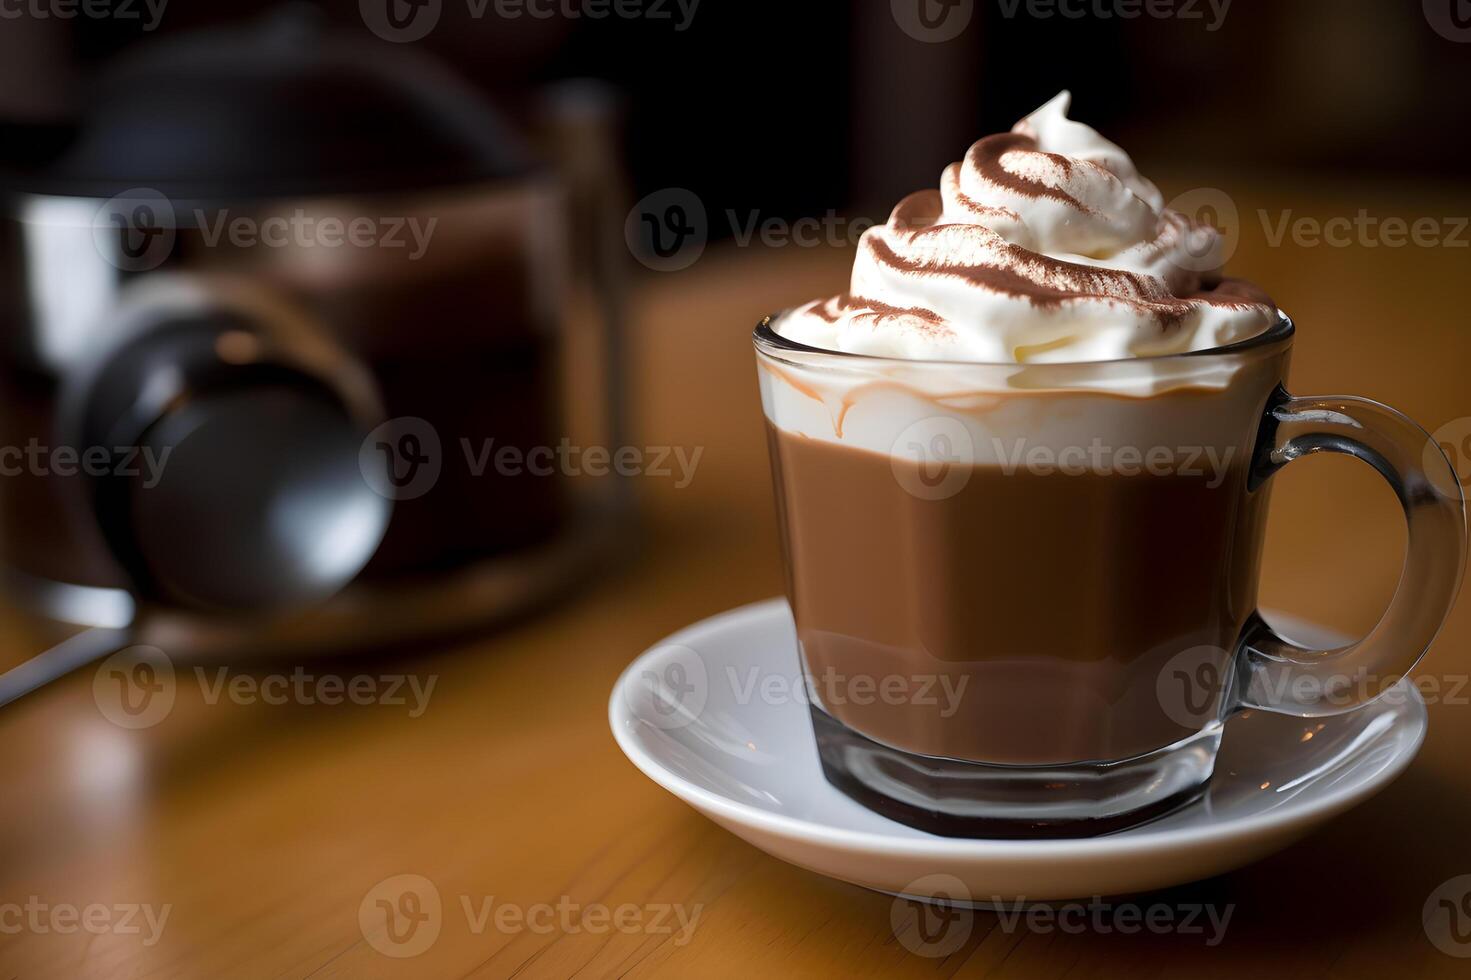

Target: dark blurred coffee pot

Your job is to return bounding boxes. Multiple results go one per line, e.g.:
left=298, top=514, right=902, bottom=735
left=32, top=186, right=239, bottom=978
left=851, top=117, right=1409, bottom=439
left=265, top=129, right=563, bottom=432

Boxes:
left=0, top=11, right=626, bottom=663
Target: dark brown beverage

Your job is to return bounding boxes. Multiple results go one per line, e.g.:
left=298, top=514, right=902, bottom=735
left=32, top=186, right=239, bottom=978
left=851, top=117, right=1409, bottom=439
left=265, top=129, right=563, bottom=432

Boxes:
left=751, top=92, right=1463, bottom=838
left=766, top=421, right=1272, bottom=767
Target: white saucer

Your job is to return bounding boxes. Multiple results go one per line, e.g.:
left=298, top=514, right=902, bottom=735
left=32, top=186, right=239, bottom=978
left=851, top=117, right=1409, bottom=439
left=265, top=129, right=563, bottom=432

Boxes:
left=609, top=599, right=1426, bottom=902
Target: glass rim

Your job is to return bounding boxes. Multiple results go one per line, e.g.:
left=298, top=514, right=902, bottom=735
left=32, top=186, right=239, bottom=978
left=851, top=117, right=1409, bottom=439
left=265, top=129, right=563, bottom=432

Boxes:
left=752, top=310, right=1294, bottom=368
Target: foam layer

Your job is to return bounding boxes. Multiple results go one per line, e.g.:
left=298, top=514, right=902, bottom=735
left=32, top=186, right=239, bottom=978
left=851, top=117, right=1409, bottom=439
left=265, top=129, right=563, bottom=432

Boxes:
left=774, top=91, right=1277, bottom=363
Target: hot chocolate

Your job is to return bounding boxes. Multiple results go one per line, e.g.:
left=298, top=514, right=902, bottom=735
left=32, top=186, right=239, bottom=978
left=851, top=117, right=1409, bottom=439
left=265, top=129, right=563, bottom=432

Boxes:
left=753, top=91, right=1394, bottom=835
left=764, top=93, right=1280, bottom=776
left=766, top=412, right=1268, bottom=767
left=751, top=92, right=1469, bottom=837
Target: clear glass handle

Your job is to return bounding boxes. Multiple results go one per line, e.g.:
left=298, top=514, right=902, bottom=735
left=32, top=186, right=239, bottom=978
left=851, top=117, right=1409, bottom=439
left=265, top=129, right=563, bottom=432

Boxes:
left=1236, top=390, right=1466, bottom=715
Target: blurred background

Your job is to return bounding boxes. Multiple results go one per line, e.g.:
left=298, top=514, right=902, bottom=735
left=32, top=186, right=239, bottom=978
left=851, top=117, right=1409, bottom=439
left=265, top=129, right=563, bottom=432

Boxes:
left=5, top=1, right=1471, bottom=217
left=1, top=2, right=1466, bottom=648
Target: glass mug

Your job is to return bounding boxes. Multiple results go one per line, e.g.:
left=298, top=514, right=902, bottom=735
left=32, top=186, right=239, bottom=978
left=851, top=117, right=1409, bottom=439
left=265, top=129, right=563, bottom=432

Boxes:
left=754, top=314, right=1465, bottom=838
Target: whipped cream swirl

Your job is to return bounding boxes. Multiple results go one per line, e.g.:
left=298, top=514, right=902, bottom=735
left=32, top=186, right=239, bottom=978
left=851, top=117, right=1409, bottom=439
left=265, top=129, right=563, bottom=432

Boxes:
left=774, top=92, right=1277, bottom=362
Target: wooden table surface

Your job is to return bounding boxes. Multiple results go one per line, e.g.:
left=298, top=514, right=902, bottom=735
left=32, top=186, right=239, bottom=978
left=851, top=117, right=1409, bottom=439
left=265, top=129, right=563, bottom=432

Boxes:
left=2, top=176, right=1470, bottom=978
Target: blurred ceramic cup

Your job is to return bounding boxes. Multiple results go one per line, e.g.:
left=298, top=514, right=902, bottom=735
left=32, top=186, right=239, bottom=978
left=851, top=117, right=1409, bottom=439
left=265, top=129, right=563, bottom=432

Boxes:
left=0, top=13, right=630, bottom=660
